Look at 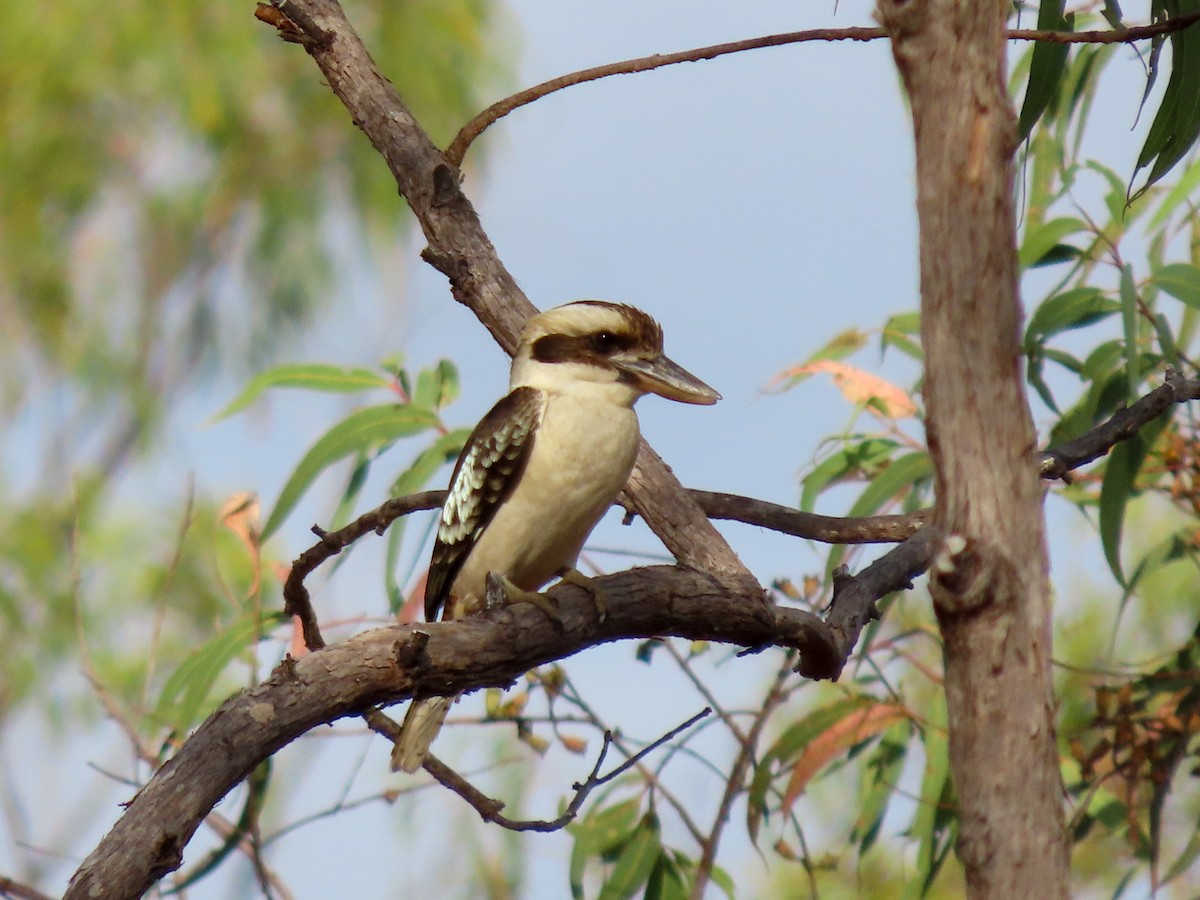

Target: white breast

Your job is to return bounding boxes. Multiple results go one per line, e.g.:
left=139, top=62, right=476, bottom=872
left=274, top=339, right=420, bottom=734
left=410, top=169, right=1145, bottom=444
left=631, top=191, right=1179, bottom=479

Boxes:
left=451, top=392, right=640, bottom=609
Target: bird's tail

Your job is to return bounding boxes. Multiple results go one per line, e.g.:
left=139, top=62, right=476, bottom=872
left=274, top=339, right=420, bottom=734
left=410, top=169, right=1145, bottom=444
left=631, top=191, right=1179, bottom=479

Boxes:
left=391, top=695, right=455, bottom=773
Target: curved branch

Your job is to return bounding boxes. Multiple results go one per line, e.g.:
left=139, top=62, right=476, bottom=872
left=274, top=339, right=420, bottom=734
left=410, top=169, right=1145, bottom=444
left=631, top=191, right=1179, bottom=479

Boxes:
left=65, top=566, right=829, bottom=899
left=443, top=14, right=1200, bottom=166
left=284, top=491, right=444, bottom=649
left=444, top=27, right=885, bottom=166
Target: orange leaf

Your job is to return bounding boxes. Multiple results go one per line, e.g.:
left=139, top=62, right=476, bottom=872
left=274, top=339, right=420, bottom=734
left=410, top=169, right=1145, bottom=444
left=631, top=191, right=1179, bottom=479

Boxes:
left=780, top=702, right=911, bottom=817
left=560, top=734, right=588, bottom=755
left=780, top=360, right=916, bottom=420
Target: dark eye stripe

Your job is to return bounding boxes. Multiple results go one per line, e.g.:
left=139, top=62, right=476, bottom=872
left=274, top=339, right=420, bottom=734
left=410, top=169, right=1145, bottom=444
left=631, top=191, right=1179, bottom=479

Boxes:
left=531, top=330, right=636, bottom=363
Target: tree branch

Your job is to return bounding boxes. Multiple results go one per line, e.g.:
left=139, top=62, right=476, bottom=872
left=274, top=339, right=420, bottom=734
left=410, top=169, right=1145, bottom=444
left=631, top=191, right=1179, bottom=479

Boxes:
left=283, top=491, right=444, bottom=649
left=442, top=14, right=1200, bottom=166
left=265, top=0, right=752, bottom=587
left=363, top=707, right=711, bottom=832
left=1038, top=370, right=1200, bottom=480
left=64, top=567, right=828, bottom=899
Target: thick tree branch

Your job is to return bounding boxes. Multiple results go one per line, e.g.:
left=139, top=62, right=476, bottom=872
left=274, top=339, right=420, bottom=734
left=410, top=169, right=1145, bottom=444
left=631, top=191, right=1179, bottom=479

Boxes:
left=65, top=567, right=828, bottom=899
left=443, top=14, right=1200, bottom=166
left=266, top=0, right=751, bottom=587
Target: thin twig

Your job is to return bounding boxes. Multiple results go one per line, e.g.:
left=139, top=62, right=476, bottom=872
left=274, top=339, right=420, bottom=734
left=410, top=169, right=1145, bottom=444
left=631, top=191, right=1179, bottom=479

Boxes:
left=691, top=655, right=795, bottom=899
left=363, top=707, right=710, bottom=832
left=557, top=676, right=709, bottom=844
left=283, top=491, right=444, bottom=650
left=663, top=641, right=752, bottom=755
left=444, top=14, right=1200, bottom=166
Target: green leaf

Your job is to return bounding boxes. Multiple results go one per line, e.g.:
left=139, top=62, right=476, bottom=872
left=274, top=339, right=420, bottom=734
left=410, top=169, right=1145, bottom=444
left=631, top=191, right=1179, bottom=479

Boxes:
left=211, top=364, right=391, bottom=421
left=328, top=453, right=372, bottom=533
left=262, top=404, right=439, bottom=539
left=435, top=359, right=460, bottom=408
left=412, top=359, right=461, bottom=412
left=643, top=852, right=688, bottom=900
left=569, top=798, right=641, bottom=898
left=1148, top=153, right=1200, bottom=229
left=1041, top=347, right=1083, bottom=374
left=1018, top=1, right=1072, bottom=140
left=154, top=612, right=281, bottom=733
left=800, top=439, right=899, bottom=513
left=804, top=328, right=869, bottom=366
left=1154, top=262, right=1200, bottom=311
left=854, top=449, right=930, bottom=517
left=881, top=312, right=922, bottom=360
left=1098, top=412, right=1171, bottom=587
left=1024, top=287, right=1117, bottom=347
left=903, top=696, right=950, bottom=900
left=1118, top=264, right=1140, bottom=403
left=828, top=452, right=931, bottom=575
left=1153, top=312, right=1182, bottom=368
left=389, top=428, right=470, bottom=499
left=708, top=865, right=736, bottom=900
left=853, top=720, right=911, bottom=854
left=1133, top=0, right=1200, bottom=195
left=599, top=811, right=661, bottom=900
left=1026, top=353, right=1060, bottom=414
left=1019, top=216, right=1088, bottom=269
left=1164, top=824, right=1200, bottom=884
left=1102, top=1, right=1124, bottom=31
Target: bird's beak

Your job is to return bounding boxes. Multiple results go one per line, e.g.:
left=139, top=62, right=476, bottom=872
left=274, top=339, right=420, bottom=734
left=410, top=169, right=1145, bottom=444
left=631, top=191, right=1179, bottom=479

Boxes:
left=617, top=354, right=721, bottom=405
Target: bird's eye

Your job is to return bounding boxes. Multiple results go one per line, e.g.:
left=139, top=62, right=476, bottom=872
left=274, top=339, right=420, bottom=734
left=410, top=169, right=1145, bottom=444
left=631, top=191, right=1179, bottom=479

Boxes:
left=591, top=331, right=617, bottom=353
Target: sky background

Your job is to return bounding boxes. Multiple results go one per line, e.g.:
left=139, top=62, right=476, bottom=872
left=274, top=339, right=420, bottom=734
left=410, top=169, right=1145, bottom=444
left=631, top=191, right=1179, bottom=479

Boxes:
left=2, top=1, right=1179, bottom=897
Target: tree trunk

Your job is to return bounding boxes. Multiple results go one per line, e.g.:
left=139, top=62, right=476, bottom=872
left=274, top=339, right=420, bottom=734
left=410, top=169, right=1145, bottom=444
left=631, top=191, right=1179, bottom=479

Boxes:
left=875, top=1, right=1069, bottom=896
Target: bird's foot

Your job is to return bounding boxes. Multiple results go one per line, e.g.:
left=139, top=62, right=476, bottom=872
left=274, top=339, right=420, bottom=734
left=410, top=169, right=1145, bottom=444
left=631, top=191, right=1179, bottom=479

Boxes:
left=488, top=573, right=564, bottom=632
left=558, top=567, right=607, bottom=623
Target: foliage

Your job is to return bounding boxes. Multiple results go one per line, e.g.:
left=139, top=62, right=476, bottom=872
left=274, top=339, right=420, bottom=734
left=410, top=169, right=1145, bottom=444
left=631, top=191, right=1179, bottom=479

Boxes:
left=0, top=0, right=505, bottom=713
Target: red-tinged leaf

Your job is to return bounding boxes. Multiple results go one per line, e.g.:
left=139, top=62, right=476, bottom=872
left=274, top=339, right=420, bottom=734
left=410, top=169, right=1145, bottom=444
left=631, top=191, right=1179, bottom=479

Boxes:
left=764, top=330, right=869, bottom=391
left=782, top=360, right=916, bottom=420
left=779, top=703, right=911, bottom=817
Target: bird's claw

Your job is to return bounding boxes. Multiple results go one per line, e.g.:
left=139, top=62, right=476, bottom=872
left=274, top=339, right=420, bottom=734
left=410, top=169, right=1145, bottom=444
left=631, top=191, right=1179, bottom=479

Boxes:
left=558, top=567, right=608, bottom=623
left=490, top=573, right=565, bottom=633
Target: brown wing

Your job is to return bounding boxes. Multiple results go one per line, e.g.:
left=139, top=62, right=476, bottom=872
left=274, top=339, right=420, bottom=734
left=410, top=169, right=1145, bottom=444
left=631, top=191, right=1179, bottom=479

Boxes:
left=424, top=386, right=544, bottom=621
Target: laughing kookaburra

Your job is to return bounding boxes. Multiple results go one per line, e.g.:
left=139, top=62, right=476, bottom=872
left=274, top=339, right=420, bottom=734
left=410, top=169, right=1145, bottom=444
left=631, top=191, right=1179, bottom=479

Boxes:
left=390, top=300, right=720, bottom=773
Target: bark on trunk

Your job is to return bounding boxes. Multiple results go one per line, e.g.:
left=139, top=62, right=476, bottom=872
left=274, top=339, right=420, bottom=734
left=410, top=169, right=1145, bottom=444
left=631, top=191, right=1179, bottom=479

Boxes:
left=875, top=1, right=1069, bottom=895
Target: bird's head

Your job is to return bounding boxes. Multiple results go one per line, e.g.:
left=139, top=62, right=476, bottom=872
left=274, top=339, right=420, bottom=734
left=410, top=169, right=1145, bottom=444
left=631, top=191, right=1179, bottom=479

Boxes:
left=510, top=301, right=720, bottom=406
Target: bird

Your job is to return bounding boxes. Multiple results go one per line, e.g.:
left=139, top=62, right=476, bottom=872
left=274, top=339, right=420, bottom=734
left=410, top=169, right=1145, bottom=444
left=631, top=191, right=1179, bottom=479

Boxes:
left=390, top=300, right=720, bottom=773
